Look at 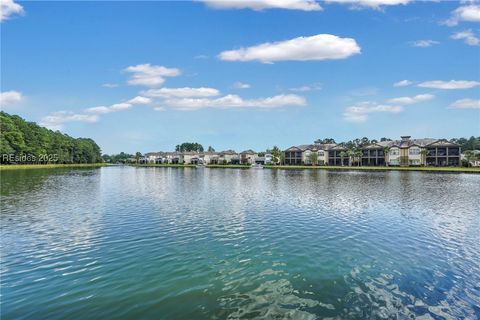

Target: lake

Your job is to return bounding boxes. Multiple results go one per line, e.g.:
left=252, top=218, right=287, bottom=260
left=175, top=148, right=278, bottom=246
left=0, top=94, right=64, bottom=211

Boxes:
left=1, top=166, right=479, bottom=319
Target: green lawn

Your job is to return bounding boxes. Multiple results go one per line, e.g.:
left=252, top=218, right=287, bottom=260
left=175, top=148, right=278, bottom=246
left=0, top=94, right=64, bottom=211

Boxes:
left=263, top=165, right=480, bottom=173
left=206, top=164, right=251, bottom=169
left=132, top=164, right=197, bottom=168
left=0, top=163, right=106, bottom=170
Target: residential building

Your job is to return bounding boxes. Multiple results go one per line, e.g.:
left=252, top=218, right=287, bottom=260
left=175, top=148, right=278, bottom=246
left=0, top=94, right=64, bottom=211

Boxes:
left=138, top=135, right=462, bottom=168
left=284, top=144, right=338, bottom=165
left=360, top=144, right=385, bottom=166
left=218, top=150, right=239, bottom=164
left=361, top=136, right=461, bottom=167
left=327, top=145, right=349, bottom=166
left=255, top=153, right=273, bottom=165
left=240, top=150, right=258, bottom=165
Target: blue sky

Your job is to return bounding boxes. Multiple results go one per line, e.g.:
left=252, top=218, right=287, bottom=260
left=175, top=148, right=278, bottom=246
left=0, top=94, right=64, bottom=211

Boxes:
left=1, top=0, right=479, bottom=154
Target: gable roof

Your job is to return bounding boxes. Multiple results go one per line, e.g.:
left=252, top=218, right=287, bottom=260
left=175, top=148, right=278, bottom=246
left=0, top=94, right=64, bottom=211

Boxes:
left=220, top=150, right=237, bottom=155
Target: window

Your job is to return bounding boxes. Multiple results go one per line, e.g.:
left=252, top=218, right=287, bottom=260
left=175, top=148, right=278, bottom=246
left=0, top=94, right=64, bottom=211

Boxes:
left=318, top=151, right=324, bottom=156
left=409, top=148, right=420, bottom=155
left=390, top=148, right=399, bottom=156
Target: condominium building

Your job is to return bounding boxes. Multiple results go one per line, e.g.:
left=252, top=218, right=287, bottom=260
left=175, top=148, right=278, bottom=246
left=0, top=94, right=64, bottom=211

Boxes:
left=284, top=136, right=461, bottom=167
left=372, top=136, right=461, bottom=166
left=284, top=144, right=340, bottom=165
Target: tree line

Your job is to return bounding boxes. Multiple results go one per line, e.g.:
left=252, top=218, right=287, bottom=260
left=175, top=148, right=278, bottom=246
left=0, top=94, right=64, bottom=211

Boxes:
left=0, top=112, right=103, bottom=164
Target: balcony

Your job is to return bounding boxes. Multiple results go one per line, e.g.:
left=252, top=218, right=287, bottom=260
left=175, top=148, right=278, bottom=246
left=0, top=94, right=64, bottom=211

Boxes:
left=448, top=148, right=460, bottom=156
left=437, top=148, right=447, bottom=156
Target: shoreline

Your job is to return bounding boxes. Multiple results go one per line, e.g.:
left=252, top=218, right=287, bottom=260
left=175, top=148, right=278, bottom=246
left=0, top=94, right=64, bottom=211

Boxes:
left=264, top=165, right=480, bottom=173
left=2, top=163, right=478, bottom=173
left=0, top=163, right=107, bottom=171
left=132, top=163, right=480, bottom=173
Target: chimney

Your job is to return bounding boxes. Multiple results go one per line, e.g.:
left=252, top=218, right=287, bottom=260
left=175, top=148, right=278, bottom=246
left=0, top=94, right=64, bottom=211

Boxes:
left=401, top=136, right=411, bottom=141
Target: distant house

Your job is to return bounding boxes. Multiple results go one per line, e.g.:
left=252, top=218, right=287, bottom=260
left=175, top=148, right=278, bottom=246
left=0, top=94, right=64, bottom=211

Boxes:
left=373, top=136, right=461, bottom=167
left=202, top=152, right=218, bottom=165
left=284, top=144, right=340, bottom=165
left=327, top=145, right=349, bottom=166
left=255, top=153, right=273, bottom=165
left=183, top=151, right=198, bottom=164
left=219, top=150, right=239, bottom=164
left=284, top=146, right=303, bottom=165
left=240, top=150, right=258, bottom=165
left=359, top=143, right=386, bottom=166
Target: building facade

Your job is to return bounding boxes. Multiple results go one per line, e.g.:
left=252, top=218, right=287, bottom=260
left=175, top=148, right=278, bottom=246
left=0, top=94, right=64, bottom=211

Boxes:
left=284, top=136, right=461, bottom=167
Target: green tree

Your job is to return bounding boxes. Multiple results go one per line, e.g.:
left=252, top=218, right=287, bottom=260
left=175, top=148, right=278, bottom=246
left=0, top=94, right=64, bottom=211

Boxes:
left=0, top=112, right=102, bottom=164
left=383, top=146, right=391, bottom=167
left=354, top=149, right=363, bottom=167
left=420, top=149, right=428, bottom=166
left=339, top=151, right=348, bottom=167
left=464, top=150, right=475, bottom=167
left=207, top=146, right=215, bottom=152
left=175, top=142, right=204, bottom=152
left=315, top=138, right=336, bottom=144
left=308, top=152, right=318, bottom=166
left=135, top=152, right=142, bottom=164
left=270, top=146, right=282, bottom=165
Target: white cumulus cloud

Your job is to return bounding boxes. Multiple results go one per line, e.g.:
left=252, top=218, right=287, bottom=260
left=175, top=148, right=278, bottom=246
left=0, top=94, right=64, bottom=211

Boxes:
left=418, top=80, right=480, bottom=89
left=387, top=94, right=434, bottom=105
left=40, top=111, right=99, bottom=131
left=326, top=0, right=410, bottom=10
left=142, top=87, right=220, bottom=98
left=289, top=82, right=322, bottom=92
left=161, top=94, right=306, bottom=111
left=200, top=0, right=322, bottom=11
left=127, top=96, right=152, bottom=104
left=445, top=4, right=480, bottom=26
left=102, top=83, right=118, bottom=88
left=233, top=82, right=251, bottom=89
left=393, top=80, right=412, bottom=87
left=343, top=102, right=403, bottom=123
left=451, top=29, right=480, bottom=46
left=85, top=96, right=151, bottom=114
left=218, top=34, right=361, bottom=63
left=0, top=0, right=24, bottom=22
left=449, top=98, right=480, bottom=109
left=0, top=90, right=23, bottom=106
left=124, top=64, right=181, bottom=87
left=344, top=93, right=433, bottom=123
left=409, top=40, right=440, bottom=48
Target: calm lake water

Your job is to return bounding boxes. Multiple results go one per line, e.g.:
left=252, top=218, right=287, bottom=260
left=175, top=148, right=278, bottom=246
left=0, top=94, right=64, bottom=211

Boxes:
left=1, top=166, right=479, bottom=319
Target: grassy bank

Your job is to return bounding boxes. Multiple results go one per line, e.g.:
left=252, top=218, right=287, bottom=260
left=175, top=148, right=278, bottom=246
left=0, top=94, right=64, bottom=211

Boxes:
left=132, top=164, right=196, bottom=168
left=206, top=164, right=251, bottom=169
left=0, top=163, right=106, bottom=171
left=264, top=165, right=480, bottom=173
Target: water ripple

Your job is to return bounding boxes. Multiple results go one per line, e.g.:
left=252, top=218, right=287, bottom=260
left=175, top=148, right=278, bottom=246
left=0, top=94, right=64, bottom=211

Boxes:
left=1, top=167, right=479, bottom=319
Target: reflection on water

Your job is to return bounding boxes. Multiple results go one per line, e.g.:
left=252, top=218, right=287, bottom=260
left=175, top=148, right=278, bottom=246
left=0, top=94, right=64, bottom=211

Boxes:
left=1, top=167, right=479, bottom=319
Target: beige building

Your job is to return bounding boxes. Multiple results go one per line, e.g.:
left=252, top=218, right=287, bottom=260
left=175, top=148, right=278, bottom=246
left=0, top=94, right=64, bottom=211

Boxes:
left=218, top=150, right=239, bottom=164
left=240, top=150, right=258, bottom=165
left=284, top=144, right=337, bottom=165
